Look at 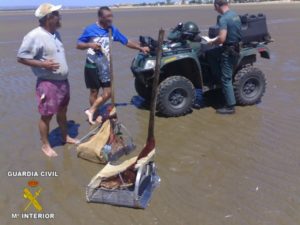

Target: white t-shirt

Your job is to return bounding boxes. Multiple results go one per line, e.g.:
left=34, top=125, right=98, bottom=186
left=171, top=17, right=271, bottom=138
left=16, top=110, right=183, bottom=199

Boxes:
left=17, top=26, right=69, bottom=81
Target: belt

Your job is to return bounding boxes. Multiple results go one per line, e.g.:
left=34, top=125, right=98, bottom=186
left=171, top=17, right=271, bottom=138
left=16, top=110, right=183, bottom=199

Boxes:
left=223, top=42, right=241, bottom=57
left=223, top=42, right=239, bottom=47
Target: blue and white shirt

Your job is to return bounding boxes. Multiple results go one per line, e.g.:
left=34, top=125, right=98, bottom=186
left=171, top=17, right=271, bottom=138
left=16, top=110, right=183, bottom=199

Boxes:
left=78, top=23, right=128, bottom=83
left=78, top=23, right=128, bottom=64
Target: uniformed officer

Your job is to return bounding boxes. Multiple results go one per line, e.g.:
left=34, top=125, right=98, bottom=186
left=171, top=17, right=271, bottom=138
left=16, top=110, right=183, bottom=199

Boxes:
left=207, top=0, right=242, bottom=114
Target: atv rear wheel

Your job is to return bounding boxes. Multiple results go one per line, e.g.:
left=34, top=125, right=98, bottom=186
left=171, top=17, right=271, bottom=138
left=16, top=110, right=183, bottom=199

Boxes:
left=234, top=67, right=266, bottom=105
left=157, top=76, right=195, bottom=117
left=135, top=78, right=152, bottom=101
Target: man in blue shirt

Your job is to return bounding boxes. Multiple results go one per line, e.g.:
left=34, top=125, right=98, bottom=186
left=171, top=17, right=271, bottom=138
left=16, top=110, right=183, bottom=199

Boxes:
left=77, top=6, right=149, bottom=124
left=207, top=0, right=241, bottom=115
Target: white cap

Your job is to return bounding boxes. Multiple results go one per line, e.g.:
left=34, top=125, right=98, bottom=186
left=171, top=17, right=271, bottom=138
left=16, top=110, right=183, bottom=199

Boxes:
left=35, top=3, right=62, bottom=19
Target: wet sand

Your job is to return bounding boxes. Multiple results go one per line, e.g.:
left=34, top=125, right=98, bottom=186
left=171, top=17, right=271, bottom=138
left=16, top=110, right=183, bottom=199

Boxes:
left=1, top=3, right=300, bottom=225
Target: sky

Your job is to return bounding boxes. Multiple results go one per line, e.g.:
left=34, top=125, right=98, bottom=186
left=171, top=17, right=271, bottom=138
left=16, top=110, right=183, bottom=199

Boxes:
left=0, top=0, right=161, bottom=7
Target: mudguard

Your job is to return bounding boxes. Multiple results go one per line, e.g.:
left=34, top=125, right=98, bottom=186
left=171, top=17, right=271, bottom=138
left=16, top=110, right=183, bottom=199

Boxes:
left=238, top=44, right=270, bottom=66
left=161, top=52, right=200, bottom=68
left=161, top=53, right=203, bottom=87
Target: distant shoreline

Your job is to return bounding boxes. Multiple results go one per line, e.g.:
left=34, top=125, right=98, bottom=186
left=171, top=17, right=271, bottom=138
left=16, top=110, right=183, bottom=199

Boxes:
left=0, top=1, right=299, bottom=14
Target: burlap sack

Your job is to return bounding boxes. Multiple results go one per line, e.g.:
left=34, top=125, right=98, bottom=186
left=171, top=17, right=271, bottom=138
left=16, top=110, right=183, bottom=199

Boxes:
left=87, top=149, right=156, bottom=189
left=77, top=120, right=111, bottom=164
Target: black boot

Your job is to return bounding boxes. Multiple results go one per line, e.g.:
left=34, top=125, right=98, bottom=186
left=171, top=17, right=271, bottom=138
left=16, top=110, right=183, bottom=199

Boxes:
left=216, top=105, right=235, bottom=115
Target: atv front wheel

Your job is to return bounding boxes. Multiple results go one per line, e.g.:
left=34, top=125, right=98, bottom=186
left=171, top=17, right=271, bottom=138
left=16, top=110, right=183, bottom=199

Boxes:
left=234, top=67, right=266, bottom=105
left=157, top=76, right=195, bottom=117
left=135, top=78, right=152, bottom=101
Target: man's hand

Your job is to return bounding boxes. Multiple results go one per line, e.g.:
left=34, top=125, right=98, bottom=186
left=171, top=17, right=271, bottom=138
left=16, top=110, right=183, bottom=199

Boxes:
left=88, top=43, right=102, bottom=51
left=41, top=59, right=60, bottom=72
left=17, top=58, right=59, bottom=71
left=126, top=40, right=150, bottom=54
left=140, top=46, right=150, bottom=54
left=76, top=42, right=101, bottom=51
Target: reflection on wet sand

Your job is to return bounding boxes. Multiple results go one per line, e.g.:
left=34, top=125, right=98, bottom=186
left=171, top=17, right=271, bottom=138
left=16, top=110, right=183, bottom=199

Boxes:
left=1, top=3, right=300, bottom=225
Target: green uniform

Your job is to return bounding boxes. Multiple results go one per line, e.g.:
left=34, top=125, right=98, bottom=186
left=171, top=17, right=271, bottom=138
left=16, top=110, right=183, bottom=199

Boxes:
left=208, top=10, right=242, bottom=106
left=219, top=10, right=242, bottom=45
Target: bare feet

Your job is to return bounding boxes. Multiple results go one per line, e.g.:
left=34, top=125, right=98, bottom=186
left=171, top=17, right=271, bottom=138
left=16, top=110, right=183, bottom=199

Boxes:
left=85, top=109, right=95, bottom=125
left=42, top=144, right=58, bottom=157
left=65, top=135, right=79, bottom=145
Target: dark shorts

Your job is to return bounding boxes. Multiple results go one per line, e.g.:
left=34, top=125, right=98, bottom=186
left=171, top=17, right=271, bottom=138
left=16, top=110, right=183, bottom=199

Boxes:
left=84, top=62, right=111, bottom=90
left=36, top=79, right=70, bottom=116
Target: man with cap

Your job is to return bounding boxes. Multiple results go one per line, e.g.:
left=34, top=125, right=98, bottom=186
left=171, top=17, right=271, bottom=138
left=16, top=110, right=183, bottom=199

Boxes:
left=206, top=0, right=242, bottom=114
left=77, top=6, right=149, bottom=125
left=17, top=3, right=78, bottom=157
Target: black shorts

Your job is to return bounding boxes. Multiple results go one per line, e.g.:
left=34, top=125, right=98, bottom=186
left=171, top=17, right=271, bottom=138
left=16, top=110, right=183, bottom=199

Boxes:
left=84, top=63, right=111, bottom=89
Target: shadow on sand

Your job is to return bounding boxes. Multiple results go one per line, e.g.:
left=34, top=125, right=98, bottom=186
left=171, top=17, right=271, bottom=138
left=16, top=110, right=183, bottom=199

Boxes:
left=48, top=120, right=80, bottom=148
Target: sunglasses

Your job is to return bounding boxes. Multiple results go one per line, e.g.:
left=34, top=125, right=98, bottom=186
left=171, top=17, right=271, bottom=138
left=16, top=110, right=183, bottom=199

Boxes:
left=50, top=11, right=61, bottom=18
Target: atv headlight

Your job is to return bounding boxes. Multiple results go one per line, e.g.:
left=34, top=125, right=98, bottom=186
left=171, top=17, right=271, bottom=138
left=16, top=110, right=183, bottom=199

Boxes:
left=144, top=60, right=156, bottom=70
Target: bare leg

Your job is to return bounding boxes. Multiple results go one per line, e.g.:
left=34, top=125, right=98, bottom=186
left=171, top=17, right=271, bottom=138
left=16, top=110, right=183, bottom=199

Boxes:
left=39, top=115, right=58, bottom=157
left=89, top=89, right=99, bottom=106
left=85, top=87, right=111, bottom=124
left=57, top=106, right=79, bottom=144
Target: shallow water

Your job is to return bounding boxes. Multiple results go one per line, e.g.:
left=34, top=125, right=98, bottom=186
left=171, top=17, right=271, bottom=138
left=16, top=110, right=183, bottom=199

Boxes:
left=1, top=4, right=300, bottom=225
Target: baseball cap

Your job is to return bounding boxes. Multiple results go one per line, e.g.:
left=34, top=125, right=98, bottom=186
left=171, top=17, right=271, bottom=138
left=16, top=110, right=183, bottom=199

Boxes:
left=35, top=3, right=62, bottom=19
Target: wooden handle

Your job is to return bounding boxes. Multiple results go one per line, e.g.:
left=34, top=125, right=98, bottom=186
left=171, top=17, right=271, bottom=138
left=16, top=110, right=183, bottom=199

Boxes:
left=147, top=29, right=165, bottom=141
left=108, top=28, right=115, bottom=106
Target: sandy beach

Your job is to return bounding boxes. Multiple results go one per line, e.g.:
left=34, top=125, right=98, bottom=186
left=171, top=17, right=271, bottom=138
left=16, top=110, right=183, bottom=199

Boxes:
left=1, top=3, right=300, bottom=225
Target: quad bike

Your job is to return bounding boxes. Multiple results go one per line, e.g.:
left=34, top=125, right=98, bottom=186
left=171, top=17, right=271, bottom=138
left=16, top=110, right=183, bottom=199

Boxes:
left=131, top=14, right=273, bottom=117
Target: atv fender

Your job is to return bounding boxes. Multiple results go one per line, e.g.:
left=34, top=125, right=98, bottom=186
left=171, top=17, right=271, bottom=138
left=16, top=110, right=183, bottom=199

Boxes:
left=161, top=54, right=203, bottom=88
left=257, top=45, right=271, bottom=59
left=237, top=47, right=257, bottom=66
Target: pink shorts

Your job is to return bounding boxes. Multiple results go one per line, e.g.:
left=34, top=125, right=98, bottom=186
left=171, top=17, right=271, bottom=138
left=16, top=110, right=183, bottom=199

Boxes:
left=36, top=80, right=70, bottom=116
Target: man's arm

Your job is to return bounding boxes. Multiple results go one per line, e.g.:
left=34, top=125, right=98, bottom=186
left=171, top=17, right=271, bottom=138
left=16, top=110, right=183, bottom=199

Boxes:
left=112, top=27, right=149, bottom=54
left=76, top=42, right=101, bottom=51
left=211, top=29, right=227, bottom=45
left=126, top=40, right=149, bottom=54
left=17, top=34, right=59, bottom=71
left=76, top=26, right=102, bottom=51
left=17, top=58, right=59, bottom=71
left=210, top=16, right=227, bottom=45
